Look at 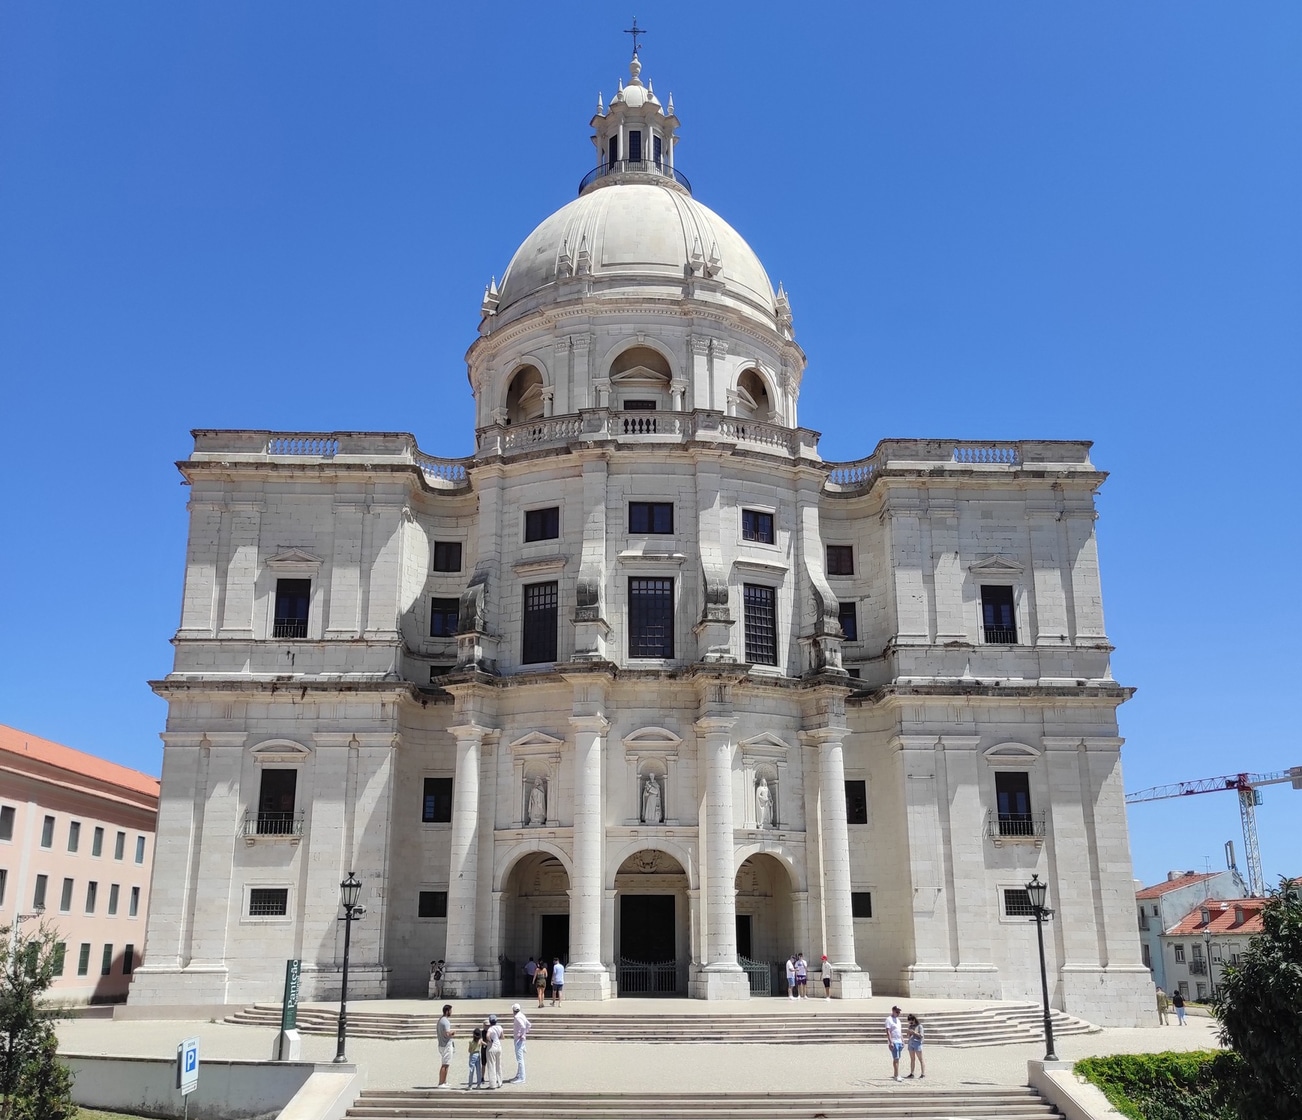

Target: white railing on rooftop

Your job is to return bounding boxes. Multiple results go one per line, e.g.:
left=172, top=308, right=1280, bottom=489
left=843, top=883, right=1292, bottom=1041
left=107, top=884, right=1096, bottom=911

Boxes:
left=267, top=436, right=339, bottom=457
left=415, top=452, right=470, bottom=484
left=953, top=444, right=1020, bottom=465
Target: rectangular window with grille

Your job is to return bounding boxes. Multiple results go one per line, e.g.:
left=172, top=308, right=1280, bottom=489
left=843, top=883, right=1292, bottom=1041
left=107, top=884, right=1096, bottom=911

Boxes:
left=1003, top=888, right=1033, bottom=917
left=522, top=581, right=559, bottom=663
left=851, top=891, right=873, bottom=918
left=826, top=545, right=854, bottom=575
left=418, top=890, right=449, bottom=918
left=981, top=585, right=1017, bottom=643
left=741, top=509, right=774, bottom=544
left=838, top=601, right=858, bottom=641
left=524, top=506, right=560, bottom=542
left=629, top=501, right=674, bottom=534
left=273, top=578, right=311, bottom=639
left=422, top=777, right=453, bottom=824
left=432, top=541, right=463, bottom=572
left=249, top=888, right=289, bottom=917
left=743, top=584, right=778, bottom=665
left=629, top=577, right=674, bottom=658
left=430, top=597, right=460, bottom=637
left=845, top=780, right=868, bottom=824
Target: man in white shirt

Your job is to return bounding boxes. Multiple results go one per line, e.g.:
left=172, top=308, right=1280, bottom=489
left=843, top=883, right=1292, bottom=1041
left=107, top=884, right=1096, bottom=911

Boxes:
left=510, top=1002, right=532, bottom=1083
left=435, top=1004, right=455, bottom=1089
left=550, top=958, right=565, bottom=1005
left=784, top=955, right=797, bottom=999
left=885, top=1005, right=904, bottom=1082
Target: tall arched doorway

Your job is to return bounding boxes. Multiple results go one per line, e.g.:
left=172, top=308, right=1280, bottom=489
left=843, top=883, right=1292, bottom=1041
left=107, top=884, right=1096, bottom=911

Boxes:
left=501, top=852, right=570, bottom=996
left=614, top=849, right=689, bottom=997
left=735, top=853, right=795, bottom=994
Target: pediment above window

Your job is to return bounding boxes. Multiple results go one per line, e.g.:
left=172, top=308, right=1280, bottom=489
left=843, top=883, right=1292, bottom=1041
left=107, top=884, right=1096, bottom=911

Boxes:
left=250, top=739, right=312, bottom=765
left=983, top=741, right=1040, bottom=763
left=623, top=726, right=682, bottom=760
left=610, top=366, right=670, bottom=387
left=968, top=555, right=1023, bottom=576
left=509, top=731, right=566, bottom=760
left=739, top=731, right=791, bottom=761
left=266, top=548, right=324, bottom=568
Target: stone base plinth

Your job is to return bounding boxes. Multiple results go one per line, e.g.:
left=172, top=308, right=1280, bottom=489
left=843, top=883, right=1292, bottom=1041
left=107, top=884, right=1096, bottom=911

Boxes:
left=691, top=966, right=751, bottom=1001
left=1060, top=965, right=1156, bottom=1027
left=898, top=963, right=1001, bottom=1001
left=126, top=965, right=229, bottom=1006
left=832, top=966, right=873, bottom=999
left=441, top=967, right=499, bottom=999
left=556, top=964, right=611, bottom=1001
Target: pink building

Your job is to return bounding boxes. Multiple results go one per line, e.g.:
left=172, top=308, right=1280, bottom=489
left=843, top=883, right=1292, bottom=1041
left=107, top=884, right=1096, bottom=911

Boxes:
left=0, top=724, right=159, bottom=1002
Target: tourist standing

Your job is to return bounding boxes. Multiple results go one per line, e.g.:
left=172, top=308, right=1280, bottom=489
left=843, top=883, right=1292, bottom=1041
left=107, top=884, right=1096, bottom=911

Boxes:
left=820, top=954, right=833, bottom=999
left=484, top=1014, right=504, bottom=1088
left=466, top=1028, right=483, bottom=1089
left=430, top=959, right=445, bottom=998
left=1155, top=987, right=1170, bottom=1025
left=1172, top=989, right=1186, bottom=1025
left=533, top=959, right=549, bottom=1008
left=511, top=1002, right=532, bottom=1083
left=435, top=1004, right=455, bottom=1089
left=785, top=954, right=797, bottom=999
left=794, top=953, right=808, bottom=998
left=524, top=957, right=536, bottom=996
left=885, top=1005, right=904, bottom=1082
left=906, top=1014, right=925, bottom=1078
left=550, top=957, right=566, bottom=1005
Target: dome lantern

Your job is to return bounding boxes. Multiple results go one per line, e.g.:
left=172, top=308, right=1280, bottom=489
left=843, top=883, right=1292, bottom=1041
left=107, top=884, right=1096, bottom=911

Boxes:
left=581, top=53, right=686, bottom=196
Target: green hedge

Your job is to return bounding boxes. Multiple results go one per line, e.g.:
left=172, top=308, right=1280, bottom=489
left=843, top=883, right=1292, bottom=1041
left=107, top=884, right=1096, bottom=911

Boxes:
left=1073, top=1052, right=1239, bottom=1120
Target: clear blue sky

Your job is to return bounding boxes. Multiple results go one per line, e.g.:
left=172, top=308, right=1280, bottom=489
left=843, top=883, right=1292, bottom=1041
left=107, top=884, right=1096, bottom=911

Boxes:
left=2, top=3, right=1298, bottom=891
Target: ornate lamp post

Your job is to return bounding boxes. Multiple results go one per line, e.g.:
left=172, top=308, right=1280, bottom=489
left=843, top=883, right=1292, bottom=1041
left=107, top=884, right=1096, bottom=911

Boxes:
left=1025, top=874, right=1058, bottom=1062
left=334, top=872, right=363, bottom=1063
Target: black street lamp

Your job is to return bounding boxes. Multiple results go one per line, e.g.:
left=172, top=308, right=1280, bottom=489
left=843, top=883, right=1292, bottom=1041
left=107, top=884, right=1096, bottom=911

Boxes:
left=1203, top=927, right=1215, bottom=999
left=334, top=872, right=363, bottom=1064
left=1025, top=874, right=1058, bottom=1062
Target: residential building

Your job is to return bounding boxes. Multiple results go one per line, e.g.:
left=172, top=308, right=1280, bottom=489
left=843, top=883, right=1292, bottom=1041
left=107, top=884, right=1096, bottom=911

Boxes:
left=0, top=725, right=159, bottom=1002
left=1165, top=896, right=1267, bottom=1001
left=130, top=52, right=1154, bottom=1025
left=1134, top=869, right=1248, bottom=992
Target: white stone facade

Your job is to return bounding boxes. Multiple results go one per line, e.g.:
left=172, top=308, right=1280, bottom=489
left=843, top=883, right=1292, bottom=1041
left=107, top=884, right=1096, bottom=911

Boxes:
left=130, top=57, right=1154, bottom=1025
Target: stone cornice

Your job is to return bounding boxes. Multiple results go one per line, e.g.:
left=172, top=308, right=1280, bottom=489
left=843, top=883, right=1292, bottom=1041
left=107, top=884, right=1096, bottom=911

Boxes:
left=851, top=682, right=1134, bottom=706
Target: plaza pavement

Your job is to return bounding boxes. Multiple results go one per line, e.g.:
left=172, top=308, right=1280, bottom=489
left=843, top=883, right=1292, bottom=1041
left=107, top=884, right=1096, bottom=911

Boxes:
left=56, top=997, right=1222, bottom=1096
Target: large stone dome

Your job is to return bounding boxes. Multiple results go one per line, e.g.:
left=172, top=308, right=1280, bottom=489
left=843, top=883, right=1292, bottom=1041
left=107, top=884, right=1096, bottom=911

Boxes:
left=494, top=182, right=779, bottom=328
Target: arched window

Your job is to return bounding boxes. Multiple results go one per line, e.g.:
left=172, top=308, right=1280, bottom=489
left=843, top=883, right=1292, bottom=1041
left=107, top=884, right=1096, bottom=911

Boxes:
left=610, top=345, right=672, bottom=410
left=735, top=369, right=772, bottom=421
left=505, top=365, right=545, bottom=424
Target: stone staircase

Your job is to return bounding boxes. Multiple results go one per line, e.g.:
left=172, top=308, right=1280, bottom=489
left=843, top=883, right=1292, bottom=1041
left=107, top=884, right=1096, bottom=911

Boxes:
left=343, top=1088, right=1065, bottom=1119
left=225, top=1002, right=1098, bottom=1047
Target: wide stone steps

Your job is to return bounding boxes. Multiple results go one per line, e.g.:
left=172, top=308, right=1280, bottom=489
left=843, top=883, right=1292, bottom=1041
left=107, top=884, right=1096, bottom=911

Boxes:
left=344, top=1088, right=1064, bottom=1119
left=225, top=1002, right=1098, bottom=1047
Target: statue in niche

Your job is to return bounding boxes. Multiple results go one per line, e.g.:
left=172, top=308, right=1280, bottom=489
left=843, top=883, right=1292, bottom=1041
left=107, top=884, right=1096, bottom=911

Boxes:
left=756, top=778, right=773, bottom=829
left=642, top=774, right=663, bottom=824
left=527, top=778, right=547, bottom=826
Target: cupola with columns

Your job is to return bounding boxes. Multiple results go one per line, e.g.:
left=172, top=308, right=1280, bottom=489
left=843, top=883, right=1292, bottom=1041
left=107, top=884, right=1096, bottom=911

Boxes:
left=583, top=53, right=685, bottom=195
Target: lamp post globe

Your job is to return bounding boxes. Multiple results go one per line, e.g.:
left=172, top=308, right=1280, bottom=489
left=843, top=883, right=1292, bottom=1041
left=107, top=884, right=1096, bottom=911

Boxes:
left=1025, top=874, right=1059, bottom=1062
left=334, top=872, right=363, bottom=1063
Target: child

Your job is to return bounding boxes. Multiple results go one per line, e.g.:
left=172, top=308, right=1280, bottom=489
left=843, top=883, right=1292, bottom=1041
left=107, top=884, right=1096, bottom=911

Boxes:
left=466, top=1028, right=483, bottom=1089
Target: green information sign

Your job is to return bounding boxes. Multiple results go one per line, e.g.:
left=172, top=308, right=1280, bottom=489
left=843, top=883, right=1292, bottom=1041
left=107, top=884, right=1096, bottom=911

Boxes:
left=280, top=959, right=301, bottom=1032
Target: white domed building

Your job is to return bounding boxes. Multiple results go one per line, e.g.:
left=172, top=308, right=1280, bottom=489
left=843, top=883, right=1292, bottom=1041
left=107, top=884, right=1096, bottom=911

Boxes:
left=132, top=55, right=1154, bottom=1024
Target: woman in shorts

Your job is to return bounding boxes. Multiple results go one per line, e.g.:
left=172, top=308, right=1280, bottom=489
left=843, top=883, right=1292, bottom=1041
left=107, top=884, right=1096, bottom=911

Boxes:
left=533, top=959, right=549, bottom=1008
left=906, top=1014, right=925, bottom=1078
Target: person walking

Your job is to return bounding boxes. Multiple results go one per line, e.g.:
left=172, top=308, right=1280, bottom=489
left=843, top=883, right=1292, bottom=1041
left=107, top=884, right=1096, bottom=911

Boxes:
left=550, top=958, right=565, bottom=1005
left=533, top=958, right=549, bottom=1008
left=1172, top=989, right=1186, bottom=1026
left=785, top=954, right=797, bottom=1000
left=1156, top=987, right=1170, bottom=1025
left=484, top=1014, right=504, bottom=1088
left=510, top=1002, right=532, bottom=1083
left=524, top=957, right=536, bottom=996
left=794, top=952, right=808, bottom=998
left=435, top=1004, right=455, bottom=1089
left=466, top=1027, right=483, bottom=1090
left=905, top=1014, right=926, bottom=1078
left=885, top=1005, right=905, bottom=1082
left=820, top=954, right=833, bottom=999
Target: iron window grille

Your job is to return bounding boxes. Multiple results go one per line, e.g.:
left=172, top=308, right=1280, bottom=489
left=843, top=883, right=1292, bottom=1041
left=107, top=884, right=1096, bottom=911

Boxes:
left=242, top=809, right=305, bottom=838
left=1003, top=888, right=1034, bottom=917
left=984, top=809, right=1046, bottom=839
left=741, top=509, right=774, bottom=544
left=629, top=577, right=674, bottom=658
left=522, top=581, right=559, bottom=663
left=248, top=888, right=289, bottom=917
left=743, top=584, right=778, bottom=665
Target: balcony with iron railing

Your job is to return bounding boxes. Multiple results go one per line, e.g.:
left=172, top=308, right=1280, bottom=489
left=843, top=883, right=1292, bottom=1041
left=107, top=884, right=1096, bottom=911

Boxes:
left=272, top=617, right=308, bottom=640
left=982, top=626, right=1019, bottom=644
left=984, top=810, right=1047, bottom=845
left=242, top=810, right=305, bottom=841
left=579, top=159, right=691, bottom=195
left=1188, top=958, right=1208, bottom=975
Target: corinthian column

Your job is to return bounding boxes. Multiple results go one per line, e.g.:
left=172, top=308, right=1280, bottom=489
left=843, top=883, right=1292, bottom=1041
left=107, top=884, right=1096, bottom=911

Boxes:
left=696, top=712, right=750, bottom=1000
left=443, top=723, right=491, bottom=996
left=566, top=712, right=612, bottom=999
left=803, top=727, right=872, bottom=998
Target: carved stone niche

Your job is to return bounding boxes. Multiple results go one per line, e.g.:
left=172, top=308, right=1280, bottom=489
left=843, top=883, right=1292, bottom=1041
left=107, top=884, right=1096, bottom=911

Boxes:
left=622, top=726, right=682, bottom=826
left=509, top=731, right=564, bottom=828
left=738, top=732, right=791, bottom=830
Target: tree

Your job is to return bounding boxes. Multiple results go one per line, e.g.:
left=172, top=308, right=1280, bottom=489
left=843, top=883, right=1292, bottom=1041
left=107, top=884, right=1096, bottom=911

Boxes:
left=1212, top=877, right=1302, bottom=1120
left=0, top=922, right=75, bottom=1120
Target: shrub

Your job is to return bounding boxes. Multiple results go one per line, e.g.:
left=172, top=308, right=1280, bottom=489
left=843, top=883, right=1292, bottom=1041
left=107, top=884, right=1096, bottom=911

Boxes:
left=0, top=922, right=77, bottom=1120
left=1074, top=1051, right=1237, bottom=1120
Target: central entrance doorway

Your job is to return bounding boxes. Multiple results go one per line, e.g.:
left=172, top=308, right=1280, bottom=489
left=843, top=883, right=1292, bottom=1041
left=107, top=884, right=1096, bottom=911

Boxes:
left=614, top=849, right=689, bottom=996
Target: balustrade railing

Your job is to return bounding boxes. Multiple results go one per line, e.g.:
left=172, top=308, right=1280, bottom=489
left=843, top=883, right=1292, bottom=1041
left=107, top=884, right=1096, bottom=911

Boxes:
left=415, top=452, right=470, bottom=485
left=501, top=415, right=584, bottom=452
left=272, top=617, right=308, bottom=639
left=984, top=810, right=1047, bottom=840
left=267, top=435, right=339, bottom=457
left=718, top=416, right=792, bottom=450
left=953, top=444, right=1020, bottom=465
left=826, top=458, right=879, bottom=489
left=579, top=159, right=692, bottom=195
left=242, top=810, right=305, bottom=838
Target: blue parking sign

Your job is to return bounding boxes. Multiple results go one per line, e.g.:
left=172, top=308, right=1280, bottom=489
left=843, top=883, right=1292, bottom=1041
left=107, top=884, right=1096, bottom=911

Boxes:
left=177, top=1037, right=200, bottom=1095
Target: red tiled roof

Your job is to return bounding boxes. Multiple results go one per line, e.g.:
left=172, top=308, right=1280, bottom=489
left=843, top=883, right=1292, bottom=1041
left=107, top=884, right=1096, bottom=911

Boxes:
left=0, top=724, right=160, bottom=800
left=1168, top=897, right=1267, bottom=936
left=1136, top=872, right=1218, bottom=900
